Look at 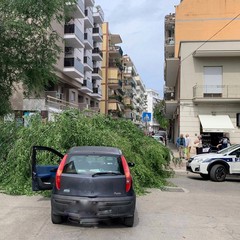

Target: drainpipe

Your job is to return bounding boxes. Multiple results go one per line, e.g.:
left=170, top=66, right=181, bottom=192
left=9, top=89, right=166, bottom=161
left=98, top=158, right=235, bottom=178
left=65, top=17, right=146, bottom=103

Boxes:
left=104, top=22, right=109, bottom=115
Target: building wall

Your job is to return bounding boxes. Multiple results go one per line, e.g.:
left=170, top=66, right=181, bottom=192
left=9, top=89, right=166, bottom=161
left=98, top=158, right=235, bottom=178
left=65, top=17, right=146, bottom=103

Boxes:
left=175, top=0, right=240, bottom=56
left=180, top=41, right=240, bottom=100
left=99, top=22, right=108, bottom=114
left=179, top=41, right=240, bottom=144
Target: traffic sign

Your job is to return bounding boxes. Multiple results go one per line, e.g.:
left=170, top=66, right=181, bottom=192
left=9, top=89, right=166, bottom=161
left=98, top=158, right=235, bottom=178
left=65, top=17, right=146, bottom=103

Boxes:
left=142, top=112, right=151, bottom=122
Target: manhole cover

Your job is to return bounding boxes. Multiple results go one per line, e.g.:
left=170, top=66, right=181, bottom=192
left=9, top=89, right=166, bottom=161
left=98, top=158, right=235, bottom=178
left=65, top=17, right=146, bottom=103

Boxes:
left=161, top=186, right=185, bottom=192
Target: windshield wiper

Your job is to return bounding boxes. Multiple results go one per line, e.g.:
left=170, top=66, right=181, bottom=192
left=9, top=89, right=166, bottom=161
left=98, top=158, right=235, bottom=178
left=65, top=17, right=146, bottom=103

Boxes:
left=92, top=172, right=121, bottom=177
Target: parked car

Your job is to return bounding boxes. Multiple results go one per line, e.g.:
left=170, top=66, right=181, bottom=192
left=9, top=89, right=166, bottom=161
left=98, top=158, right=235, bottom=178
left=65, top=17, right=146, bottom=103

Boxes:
left=186, top=144, right=240, bottom=181
left=152, top=135, right=165, bottom=145
left=155, top=130, right=168, bottom=145
left=31, top=146, right=136, bottom=227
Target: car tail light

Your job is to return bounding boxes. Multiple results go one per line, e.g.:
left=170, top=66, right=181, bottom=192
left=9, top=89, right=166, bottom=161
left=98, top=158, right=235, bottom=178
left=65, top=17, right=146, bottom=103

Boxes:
left=56, top=154, right=68, bottom=190
left=121, top=155, right=132, bottom=192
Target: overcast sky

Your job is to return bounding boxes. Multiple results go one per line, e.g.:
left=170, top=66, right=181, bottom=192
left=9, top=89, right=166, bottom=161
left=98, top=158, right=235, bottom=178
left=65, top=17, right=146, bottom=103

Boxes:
left=95, top=0, right=181, bottom=97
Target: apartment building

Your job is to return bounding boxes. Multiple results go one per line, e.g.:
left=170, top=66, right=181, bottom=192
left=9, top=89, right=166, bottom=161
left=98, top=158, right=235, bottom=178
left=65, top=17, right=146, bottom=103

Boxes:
left=134, top=75, right=147, bottom=125
left=10, top=0, right=104, bottom=122
left=122, top=55, right=138, bottom=121
left=100, top=22, right=125, bottom=118
left=164, top=0, right=240, bottom=145
left=145, top=89, right=161, bottom=132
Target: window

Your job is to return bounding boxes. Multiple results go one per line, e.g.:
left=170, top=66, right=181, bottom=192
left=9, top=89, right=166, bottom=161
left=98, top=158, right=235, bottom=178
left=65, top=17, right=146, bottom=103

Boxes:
left=203, top=66, right=222, bottom=97
left=63, top=155, right=123, bottom=174
left=70, top=91, right=76, bottom=102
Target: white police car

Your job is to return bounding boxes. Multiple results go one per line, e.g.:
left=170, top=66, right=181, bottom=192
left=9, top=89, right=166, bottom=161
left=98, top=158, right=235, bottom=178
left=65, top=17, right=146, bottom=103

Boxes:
left=186, top=144, right=240, bottom=181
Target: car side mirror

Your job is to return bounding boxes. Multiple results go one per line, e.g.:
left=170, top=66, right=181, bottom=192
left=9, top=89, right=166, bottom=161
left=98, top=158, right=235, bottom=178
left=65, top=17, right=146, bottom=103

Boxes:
left=128, top=162, right=135, bottom=167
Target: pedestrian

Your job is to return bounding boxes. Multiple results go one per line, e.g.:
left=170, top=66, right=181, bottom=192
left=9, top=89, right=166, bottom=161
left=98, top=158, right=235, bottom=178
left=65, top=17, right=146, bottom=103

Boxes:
left=176, top=133, right=186, bottom=159
left=194, top=135, right=203, bottom=155
left=217, top=133, right=230, bottom=150
left=185, top=134, right=192, bottom=160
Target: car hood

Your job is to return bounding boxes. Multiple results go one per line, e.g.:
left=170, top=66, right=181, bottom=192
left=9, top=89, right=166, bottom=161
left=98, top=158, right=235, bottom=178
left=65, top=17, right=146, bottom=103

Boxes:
left=191, top=153, right=224, bottom=161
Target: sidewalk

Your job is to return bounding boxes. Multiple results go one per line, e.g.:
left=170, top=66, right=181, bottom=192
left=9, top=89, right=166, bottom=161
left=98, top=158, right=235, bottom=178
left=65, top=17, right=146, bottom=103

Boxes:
left=167, top=142, right=189, bottom=173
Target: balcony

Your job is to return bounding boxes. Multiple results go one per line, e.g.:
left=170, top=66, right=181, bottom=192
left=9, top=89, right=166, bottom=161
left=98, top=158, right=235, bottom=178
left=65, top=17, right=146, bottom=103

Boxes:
left=92, top=47, right=103, bottom=61
left=92, top=67, right=102, bottom=80
left=84, top=32, right=93, bottom=49
left=109, top=95, right=122, bottom=103
left=109, top=46, right=123, bottom=58
left=193, top=85, right=240, bottom=103
left=84, top=9, right=94, bottom=28
left=46, top=94, right=79, bottom=112
left=109, top=61, right=124, bottom=71
left=164, top=91, right=175, bottom=101
left=65, top=0, right=84, bottom=18
left=89, top=87, right=102, bottom=99
left=64, top=24, right=84, bottom=48
left=84, top=56, right=93, bottom=71
left=81, top=79, right=93, bottom=93
left=165, top=58, right=179, bottom=88
left=93, top=6, right=104, bottom=24
left=108, top=79, right=123, bottom=90
left=64, top=58, right=84, bottom=78
left=92, top=27, right=103, bottom=42
left=85, top=0, right=94, bottom=7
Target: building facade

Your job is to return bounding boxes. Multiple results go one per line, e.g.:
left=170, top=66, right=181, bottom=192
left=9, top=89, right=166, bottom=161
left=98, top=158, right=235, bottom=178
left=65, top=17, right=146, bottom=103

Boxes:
left=10, top=0, right=104, bottom=121
left=164, top=0, right=240, bottom=145
left=145, top=89, right=161, bottom=132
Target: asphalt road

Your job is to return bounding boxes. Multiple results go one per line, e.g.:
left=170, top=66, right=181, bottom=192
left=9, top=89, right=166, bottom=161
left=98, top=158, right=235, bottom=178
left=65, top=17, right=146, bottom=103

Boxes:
left=1, top=171, right=240, bottom=240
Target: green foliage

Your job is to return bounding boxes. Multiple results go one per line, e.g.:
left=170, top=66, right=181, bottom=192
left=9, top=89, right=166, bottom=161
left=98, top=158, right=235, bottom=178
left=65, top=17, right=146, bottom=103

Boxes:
left=0, top=110, right=173, bottom=195
left=0, top=0, right=76, bottom=115
left=153, top=100, right=169, bottom=129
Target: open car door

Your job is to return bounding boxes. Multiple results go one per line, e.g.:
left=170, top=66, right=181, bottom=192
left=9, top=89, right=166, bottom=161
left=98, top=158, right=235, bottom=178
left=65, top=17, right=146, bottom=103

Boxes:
left=32, top=146, right=64, bottom=191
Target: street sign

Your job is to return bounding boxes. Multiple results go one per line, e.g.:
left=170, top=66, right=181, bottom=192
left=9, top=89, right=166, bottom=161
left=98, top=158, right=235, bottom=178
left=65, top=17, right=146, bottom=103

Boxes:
left=142, top=112, right=151, bottom=122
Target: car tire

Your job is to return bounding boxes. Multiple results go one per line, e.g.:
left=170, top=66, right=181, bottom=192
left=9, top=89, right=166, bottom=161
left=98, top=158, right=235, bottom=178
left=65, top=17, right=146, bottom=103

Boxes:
left=200, top=173, right=210, bottom=180
left=51, top=210, right=63, bottom=224
left=123, top=215, right=134, bottom=227
left=210, top=164, right=227, bottom=182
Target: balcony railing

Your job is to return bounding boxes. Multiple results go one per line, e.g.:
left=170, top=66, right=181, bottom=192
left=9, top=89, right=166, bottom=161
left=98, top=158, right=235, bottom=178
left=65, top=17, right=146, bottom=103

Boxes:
left=84, top=9, right=94, bottom=26
left=64, top=58, right=84, bottom=74
left=46, top=95, right=79, bottom=110
left=84, top=32, right=93, bottom=46
left=193, top=85, right=240, bottom=99
left=84, top=56, right=93, bottom=68
left=93, top=67, right=102, bottom=75
left=93, top=87, right=101, bottom=94
left=83, top=79, right=93, bottom=90
left=109, top=46, right=123, bottom=56
left=108, top=79, right=122, bottom=87
left=64, top=24, right=84, bottom=43
left=164, top=91, right=175, bottom=100
left=92, top=47, right=103, bottom=57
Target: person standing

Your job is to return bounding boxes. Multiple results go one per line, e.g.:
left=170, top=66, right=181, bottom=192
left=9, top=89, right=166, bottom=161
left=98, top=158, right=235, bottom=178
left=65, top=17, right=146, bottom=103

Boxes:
left=194, top=135, right=203, bottom=155
left=218, top=134, right=230, bottom=150
left=176, top=133, right=186, bottom=159
left=185, top=134, right=192, bottom=160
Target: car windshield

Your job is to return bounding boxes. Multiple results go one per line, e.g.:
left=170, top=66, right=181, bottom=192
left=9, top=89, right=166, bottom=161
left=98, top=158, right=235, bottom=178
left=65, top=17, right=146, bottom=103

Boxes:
left=63, top=154, right=123, bottom=175
left=217, top=144, right=240, bottom=155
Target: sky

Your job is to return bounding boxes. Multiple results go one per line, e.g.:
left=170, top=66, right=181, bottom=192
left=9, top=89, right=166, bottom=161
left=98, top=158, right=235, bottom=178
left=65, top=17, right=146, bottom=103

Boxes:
left=95, top=0, right=181, bottom=97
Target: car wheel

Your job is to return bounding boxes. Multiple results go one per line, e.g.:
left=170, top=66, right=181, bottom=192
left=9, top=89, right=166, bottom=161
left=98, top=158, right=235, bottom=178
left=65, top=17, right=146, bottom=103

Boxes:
left=123, top=215, right=134, bottom=227
left=210, top=164, right=227, bottom=182
left=51, top=210, right=63, bottom=224
left=200, top=173, right=210, bottom=180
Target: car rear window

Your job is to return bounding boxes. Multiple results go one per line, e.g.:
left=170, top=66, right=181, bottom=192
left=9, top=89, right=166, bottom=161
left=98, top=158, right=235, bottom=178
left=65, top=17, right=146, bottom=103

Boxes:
left=63, top=154, right=123, bottom=174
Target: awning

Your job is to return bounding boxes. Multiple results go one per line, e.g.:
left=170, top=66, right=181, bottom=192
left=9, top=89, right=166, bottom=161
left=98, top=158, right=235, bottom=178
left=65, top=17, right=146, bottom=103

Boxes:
left=198, top=115, right=235, bottom=133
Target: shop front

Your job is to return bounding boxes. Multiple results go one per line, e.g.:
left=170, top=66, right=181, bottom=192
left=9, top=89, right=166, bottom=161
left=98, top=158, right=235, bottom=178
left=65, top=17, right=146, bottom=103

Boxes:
left=198, top=115, right=235, bottom=150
